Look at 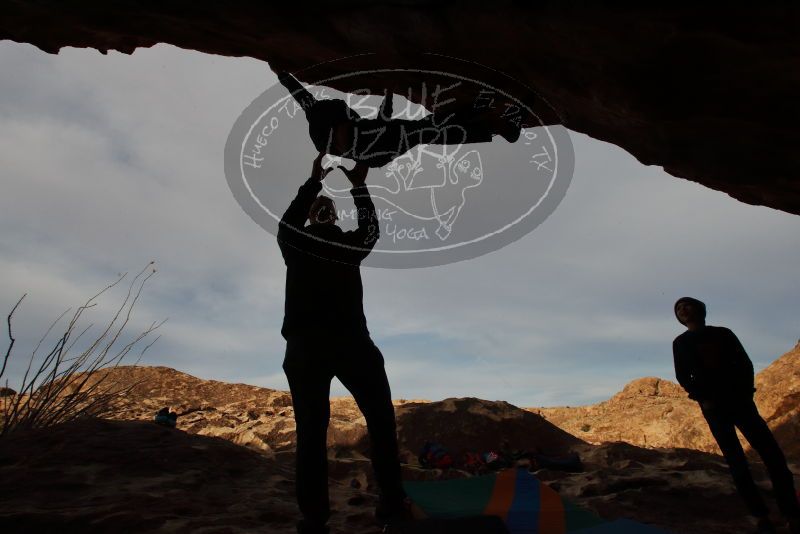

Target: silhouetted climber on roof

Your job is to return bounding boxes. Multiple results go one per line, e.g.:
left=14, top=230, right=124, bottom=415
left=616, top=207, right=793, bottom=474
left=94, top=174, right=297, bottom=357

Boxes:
left=278, top=153, right=411, bottom=534
left=672, top=297, right=800, bottom=534
left=278, top=72, right=520, bottom=169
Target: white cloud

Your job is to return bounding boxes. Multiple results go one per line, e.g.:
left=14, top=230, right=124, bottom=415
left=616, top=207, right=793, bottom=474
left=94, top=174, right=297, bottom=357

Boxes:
left=1, top=42, right=799, bottom=408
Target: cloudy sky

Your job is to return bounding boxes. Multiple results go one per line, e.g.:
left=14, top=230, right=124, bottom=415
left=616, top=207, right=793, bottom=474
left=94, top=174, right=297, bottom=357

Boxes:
left=1, top=42, right=798, bottom=407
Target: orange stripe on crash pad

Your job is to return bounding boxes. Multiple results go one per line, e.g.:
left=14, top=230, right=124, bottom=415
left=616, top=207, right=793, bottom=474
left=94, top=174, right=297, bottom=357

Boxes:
left=483, top=468, right=516, bottom=520
left=538, top=482, right=566, bottom=534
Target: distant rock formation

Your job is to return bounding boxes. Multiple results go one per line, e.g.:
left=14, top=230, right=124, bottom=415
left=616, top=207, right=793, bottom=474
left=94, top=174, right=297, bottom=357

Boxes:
left=84, top=365, right=298, bottom=455
left=532, top=377, right=716, bottom=453
left=531, top=343, right=800, bottom=463
left=395, top=397, right=584, bottom=461
left=74, top=339, right=800, bottom=465
left=755, top=342, right=800, bottom=461
left=86, top=366, right=582, bottom=461
left=2, top=3, right=800, bottom=214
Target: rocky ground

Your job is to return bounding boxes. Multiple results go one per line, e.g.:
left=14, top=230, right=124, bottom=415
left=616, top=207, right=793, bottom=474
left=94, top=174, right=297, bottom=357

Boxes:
left=0, top=405, right=782, bottom=534
left=0, top=344, right=798, bottom=533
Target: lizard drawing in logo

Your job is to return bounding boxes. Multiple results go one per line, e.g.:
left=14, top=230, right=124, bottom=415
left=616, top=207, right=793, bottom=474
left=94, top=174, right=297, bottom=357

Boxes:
left=279, top=72, right=499, bottom=240
left=322, top=142, right=483, bottom=241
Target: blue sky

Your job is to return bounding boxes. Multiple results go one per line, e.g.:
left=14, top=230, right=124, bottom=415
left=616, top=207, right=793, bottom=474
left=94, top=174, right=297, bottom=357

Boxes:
left=1, top=42, right=798, bottom=407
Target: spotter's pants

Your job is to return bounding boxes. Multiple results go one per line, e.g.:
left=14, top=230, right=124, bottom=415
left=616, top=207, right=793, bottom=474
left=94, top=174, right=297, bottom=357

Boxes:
left=283, top=335, right=405, bottom=527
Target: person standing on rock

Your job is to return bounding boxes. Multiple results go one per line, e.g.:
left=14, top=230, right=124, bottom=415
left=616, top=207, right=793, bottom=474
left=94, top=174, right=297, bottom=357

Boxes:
left=278, top=152, right=409, bottom=534
left=672, top=297, right=800, bottom=534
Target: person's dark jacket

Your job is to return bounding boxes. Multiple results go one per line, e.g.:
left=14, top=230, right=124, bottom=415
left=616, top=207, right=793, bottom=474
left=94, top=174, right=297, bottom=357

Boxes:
left=672, top=325, right=756, bottom=404
left=277, top=177, right=379, bottom=340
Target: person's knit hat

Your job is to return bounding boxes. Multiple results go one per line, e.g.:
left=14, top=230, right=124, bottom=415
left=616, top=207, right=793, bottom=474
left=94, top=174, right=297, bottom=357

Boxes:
left=306, top=99, right=359, bottom=152
left=674, top=297, right=706, bottom=325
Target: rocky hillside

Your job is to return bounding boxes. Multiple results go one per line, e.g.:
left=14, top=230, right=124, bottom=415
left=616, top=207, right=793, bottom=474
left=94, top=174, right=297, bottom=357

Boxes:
left=395, top=397, right=584, bottom=463
left=755, top=343, right=800, bottom=461
left=81, top=366, right=582, bottom=463
left=532, top=342, right=800, bottom=462
left=532, top=377, right=716, bottom=453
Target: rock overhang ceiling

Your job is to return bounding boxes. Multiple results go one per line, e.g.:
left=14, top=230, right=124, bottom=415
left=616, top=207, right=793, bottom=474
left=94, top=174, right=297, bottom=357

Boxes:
left=2, top=2, right=799, bottom=214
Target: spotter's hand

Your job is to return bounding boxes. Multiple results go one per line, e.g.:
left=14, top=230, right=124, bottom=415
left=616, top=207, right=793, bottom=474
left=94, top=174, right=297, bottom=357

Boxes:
left=311, top=152, right=335, bottom=182
left=338, top=162, right=369, bottom=188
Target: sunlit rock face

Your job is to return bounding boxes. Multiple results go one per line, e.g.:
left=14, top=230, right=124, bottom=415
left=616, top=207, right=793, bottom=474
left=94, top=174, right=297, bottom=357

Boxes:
left=2, top=2, right=800, bottom=214
left=80, top=367, right=583, bottom=460
left=532, top=377, right=718, bottom=453
left=531, top=343, right=800, bottom=463
left=755, top=342, right=800, bottom=461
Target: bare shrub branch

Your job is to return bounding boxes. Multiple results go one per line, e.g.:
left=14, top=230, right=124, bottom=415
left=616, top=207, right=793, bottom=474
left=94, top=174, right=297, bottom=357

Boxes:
left=0, top=262, right=165, bottom=436
left=1, top=293, right=25, bottom=378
